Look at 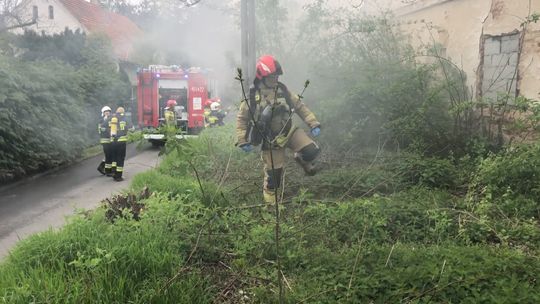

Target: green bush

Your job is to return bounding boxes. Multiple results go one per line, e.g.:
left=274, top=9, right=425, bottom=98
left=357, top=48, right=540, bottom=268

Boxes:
left=0, top=31, right=130, bottom=182
left=0, top=58, right=85, bottom=181
left=281, top=10, right=474, bottom=157
left=472, top=144, right=540, bottom=202
left=396, top=153, right=460, bottom=189
left=456, top=143, right=540, bottom=248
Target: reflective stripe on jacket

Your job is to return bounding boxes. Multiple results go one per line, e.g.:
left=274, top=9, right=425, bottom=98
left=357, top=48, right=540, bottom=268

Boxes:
left=99, top=116, right=111, bottom=144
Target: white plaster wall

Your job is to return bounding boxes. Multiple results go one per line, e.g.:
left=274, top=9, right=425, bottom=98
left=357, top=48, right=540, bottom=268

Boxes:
left=310, top=0, right=450, bottom=14
left=391, top=0, right=490, bottom=96
left=14, top=0, right=86, bottom=35
left=520, top=28, right=540, bottom=99
left=389, top=0, right=540, bottom=99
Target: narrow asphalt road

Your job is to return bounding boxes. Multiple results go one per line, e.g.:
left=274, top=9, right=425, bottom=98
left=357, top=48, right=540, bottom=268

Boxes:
left=0, top=144, right=161, bottom=260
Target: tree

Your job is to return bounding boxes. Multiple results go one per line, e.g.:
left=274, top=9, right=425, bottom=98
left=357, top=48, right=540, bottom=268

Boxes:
left=0, top=0, right=36, bottom=32
left=255, top=0, right=287, bottom=56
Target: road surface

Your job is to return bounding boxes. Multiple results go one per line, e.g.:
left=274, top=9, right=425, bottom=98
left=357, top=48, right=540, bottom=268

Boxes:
left=0, top=144, right=160, bottom=260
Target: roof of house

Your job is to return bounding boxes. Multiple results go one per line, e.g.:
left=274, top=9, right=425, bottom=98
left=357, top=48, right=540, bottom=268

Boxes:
left=59, top=0, right=143, bottom=61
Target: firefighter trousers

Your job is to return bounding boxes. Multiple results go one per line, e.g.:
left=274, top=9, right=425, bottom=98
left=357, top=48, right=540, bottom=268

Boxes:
left=111, top=141, right=127, bottom=179
left=261, top=128, right=320, bottom=204
left=102, top=143, right=113, bottom=175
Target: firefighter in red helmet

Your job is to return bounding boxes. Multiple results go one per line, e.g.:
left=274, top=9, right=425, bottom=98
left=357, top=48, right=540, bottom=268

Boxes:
left=236, top=55, right=321, bottom=204
left=164, top=99, right=177, bottom=126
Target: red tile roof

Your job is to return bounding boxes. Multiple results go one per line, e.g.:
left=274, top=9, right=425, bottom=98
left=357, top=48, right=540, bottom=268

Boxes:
left=59, top=0, right=143, bottom=61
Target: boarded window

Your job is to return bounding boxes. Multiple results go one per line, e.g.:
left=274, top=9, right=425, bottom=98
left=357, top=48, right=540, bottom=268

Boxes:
left=48, top=6, right=54, bottom=19
left=32, top=6, right=38, bottom=21
left=481, top=33, right=520, bottom=100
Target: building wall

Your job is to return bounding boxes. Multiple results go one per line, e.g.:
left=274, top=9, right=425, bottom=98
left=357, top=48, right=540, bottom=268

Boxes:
left=388, top=0, right=540, bottom=100
left=391, top=0, right=491, bottom=97
left=482, top=0, right=540, bottom=99
left=14, top=0, right=85, bottom=34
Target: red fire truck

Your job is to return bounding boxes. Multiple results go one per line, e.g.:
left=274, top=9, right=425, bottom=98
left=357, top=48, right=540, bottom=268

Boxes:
left=137, top=65, right=215, bottom=142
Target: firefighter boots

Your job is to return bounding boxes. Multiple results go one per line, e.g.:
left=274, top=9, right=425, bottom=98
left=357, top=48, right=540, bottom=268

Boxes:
left=113, top=168, right=124, bottom=182
left=294, top=153, right=318, bottom=176
left=97, top=161, right=106, bottom=175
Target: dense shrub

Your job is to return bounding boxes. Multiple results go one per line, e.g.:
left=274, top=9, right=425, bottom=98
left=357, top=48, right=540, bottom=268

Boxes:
left=0, top=58, right=85, bottom=181
left=274, top=7, right=477, bottom=158
left=458, top=144, right=540, bottom=248
left=0, top=31, right=130, bottom=182
left=472, top=143, right=540, bottom=202
left=395, top=153, right=460, bottom=189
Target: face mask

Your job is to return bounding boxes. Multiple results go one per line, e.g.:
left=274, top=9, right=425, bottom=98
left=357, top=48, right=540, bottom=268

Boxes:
left=262, top=75, right=279, bottom=89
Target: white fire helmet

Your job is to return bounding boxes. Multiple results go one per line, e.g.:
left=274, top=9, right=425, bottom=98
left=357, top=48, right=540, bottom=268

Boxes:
left=101, top=106, right=112, bottom=115
left=210, top=102, right=221, bottom=111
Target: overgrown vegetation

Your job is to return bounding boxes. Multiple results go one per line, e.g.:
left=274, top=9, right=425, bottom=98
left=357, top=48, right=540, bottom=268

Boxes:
left=1, top=128, right=539, bottom=303
left=0, top=30, right=131, bottom=183
left=1, top=3, right=539, bottom=303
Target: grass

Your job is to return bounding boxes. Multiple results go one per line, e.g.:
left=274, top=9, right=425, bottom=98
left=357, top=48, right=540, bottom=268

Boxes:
left=0, top=201, right=213, bottom=303
left=1, top=126, right=539, bottom=303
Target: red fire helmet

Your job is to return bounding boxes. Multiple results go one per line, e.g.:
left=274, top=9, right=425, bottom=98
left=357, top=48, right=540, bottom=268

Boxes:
left=255, top=55, right=283, bottom=79
left=166, top=99, right=177, bottom=109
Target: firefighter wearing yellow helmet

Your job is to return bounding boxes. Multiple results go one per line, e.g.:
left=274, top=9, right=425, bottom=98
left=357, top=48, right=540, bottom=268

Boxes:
left=109, top=106, right=128, bottom=181
left=236, top=55, right=321, bottom=204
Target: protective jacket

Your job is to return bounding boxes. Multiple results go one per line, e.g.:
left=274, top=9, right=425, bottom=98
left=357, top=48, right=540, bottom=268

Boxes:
left=236, top=82, right=320, bottom=147
left=207, top=110, right=226, bottom=127
left=110, top=113, right=128, bottom=142
left=98, top=116, right=111, bottom=144
left=164, top=109, right=176, bottom=126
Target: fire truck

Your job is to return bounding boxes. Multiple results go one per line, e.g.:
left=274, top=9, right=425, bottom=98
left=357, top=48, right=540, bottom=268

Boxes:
left=137, top=65, right=215, bottom=143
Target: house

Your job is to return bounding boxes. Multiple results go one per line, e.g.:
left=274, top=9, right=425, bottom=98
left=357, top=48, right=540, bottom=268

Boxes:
left=362, top=0, right=540, bottom=100
left=12, top=0, right=143, bottom=62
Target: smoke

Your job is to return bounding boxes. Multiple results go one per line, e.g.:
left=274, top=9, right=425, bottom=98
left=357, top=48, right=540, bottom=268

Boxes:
left=130, top=0, right=397, bottom=105
left=135, top=0, right=241, bottom=104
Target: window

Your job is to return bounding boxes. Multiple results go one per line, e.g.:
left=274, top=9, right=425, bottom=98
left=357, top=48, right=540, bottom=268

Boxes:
left=48, top=5, right=54, bottom=19
left=32, top=6, right=38, bottom=21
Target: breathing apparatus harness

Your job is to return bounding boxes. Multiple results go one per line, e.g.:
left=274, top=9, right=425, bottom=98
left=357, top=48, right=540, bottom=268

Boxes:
left=245, top=80, right=310, bottom=148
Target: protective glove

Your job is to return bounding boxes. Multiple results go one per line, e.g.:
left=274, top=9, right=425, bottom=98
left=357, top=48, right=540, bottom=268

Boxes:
left=311, top=127, right=321, bottom=137
left=240, top=144, right=253, bottom=153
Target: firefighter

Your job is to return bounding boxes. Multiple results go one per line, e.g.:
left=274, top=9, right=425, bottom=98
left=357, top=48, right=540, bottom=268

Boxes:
left=164, top=99, right=177, bottom=126
left=206, top=102, right=227, bottom=127
left=110, top=107, right=129, bottom=181
left=97, top=106, right=113, bottom=176
left=236, top=55, right=321, bottom=204
left=204, top=99, right=213, bottom=127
